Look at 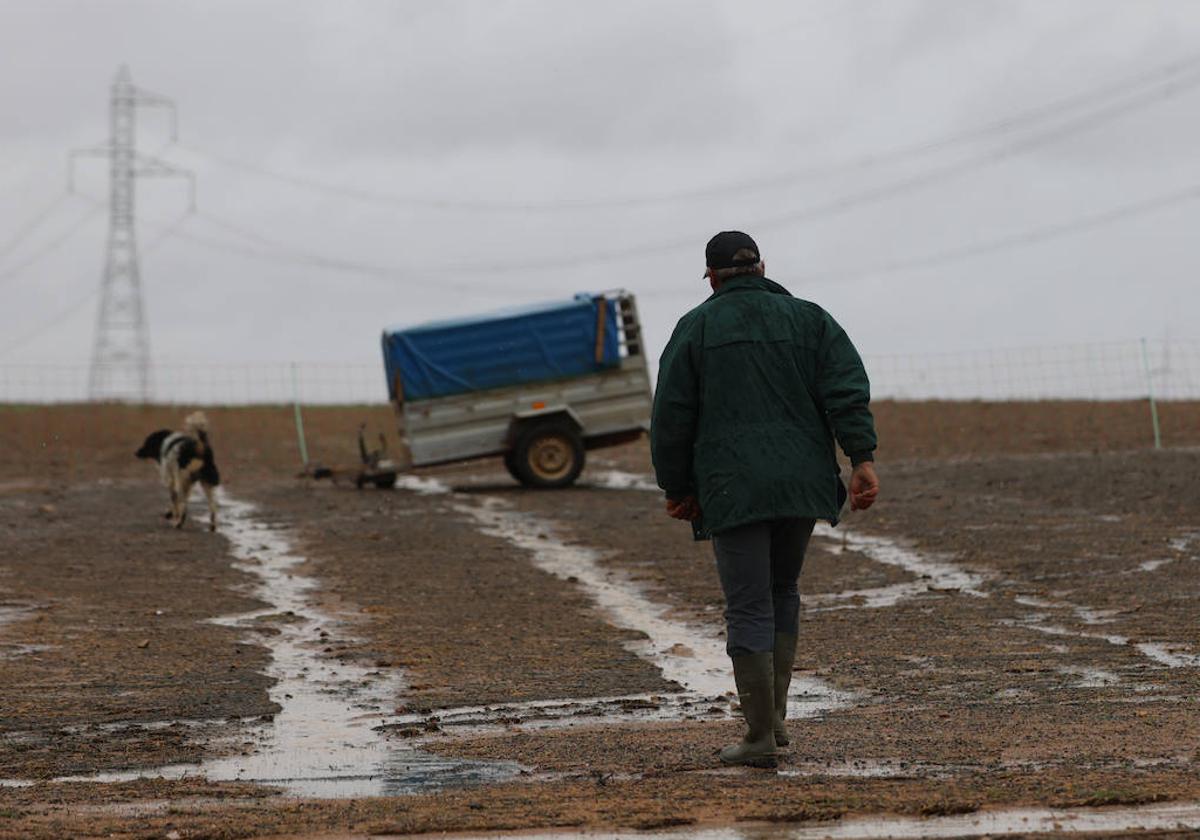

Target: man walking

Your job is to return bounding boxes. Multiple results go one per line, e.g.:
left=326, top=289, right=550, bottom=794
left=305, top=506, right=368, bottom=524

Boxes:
left=651, top=231, right=878, bottom=768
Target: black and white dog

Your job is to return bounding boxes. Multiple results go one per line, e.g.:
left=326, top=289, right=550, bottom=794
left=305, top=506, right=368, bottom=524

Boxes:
left=135, top=412, right=221, bottom=531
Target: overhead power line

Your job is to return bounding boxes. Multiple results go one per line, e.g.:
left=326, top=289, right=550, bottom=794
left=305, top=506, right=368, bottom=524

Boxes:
left=191, top=209, right=294, bottom=252
left=447, top=63, right=1200, bottom=274
left=162, top=216, right=522, bottom=298
left=792, top=50, right=1200, bottom=183
left=171, top=49, right=1200, bottom=212
left=0, top=191, right=78, bottom=260
left=0, top=202, right=104, bottom=287
left=164, top=61, right=1200, bottom=280
left=171, top=179, right=1200, bottom=298
left=636, top=185, right=1200, bottom=297
left=142, top=210, right=196, bottom=254
left=638, top=48, right=1200, bottom=206
left=0, top=211, right=186, bottom=360
left=740, top=65, right=1200, bottom=232
left=791, top=184, right=1200, bottom=282
left=0, top=288, right=102, bottom=359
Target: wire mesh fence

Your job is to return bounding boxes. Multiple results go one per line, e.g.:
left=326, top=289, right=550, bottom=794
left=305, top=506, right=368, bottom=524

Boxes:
left=0, top=339, right=1197, bottom=405
left=865, top=339, right=1200, bottom=401
left=0, top=362, right=384, bottom=405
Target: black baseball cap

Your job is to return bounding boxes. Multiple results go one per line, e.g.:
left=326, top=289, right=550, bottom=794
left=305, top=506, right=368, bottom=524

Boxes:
left=704, top=230, right=760, bottom=275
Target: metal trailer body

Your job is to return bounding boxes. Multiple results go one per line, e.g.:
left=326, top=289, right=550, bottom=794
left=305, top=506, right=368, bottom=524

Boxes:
left=385, top=291, right=652, bottom=487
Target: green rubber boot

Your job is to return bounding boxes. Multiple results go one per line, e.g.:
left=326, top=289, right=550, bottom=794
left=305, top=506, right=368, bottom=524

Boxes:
left=773, top=632, right=798, bottom=747
left=719, top=652, right=778, bottom=768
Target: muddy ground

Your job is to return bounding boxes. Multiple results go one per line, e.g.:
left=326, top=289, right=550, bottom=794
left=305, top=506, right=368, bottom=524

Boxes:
left=0, top=402, right=1197, bottom=838
left=0, top=480, right=276, bottom=779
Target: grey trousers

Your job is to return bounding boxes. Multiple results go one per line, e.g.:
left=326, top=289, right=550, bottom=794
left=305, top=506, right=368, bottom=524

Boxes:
left=712, top=518, right=816, bottom=657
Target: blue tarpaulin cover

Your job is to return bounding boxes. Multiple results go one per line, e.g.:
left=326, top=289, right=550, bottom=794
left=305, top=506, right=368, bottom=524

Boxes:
left=382, top=294, right=621, bottom=402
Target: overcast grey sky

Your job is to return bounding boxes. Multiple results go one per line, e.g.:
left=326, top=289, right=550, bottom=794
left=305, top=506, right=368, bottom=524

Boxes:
left=2, top=0, right=1199, bottom=379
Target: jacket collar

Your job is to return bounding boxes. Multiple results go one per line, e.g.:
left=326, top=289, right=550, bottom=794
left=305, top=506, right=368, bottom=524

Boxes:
left=709, top=274, right=793, bottom=300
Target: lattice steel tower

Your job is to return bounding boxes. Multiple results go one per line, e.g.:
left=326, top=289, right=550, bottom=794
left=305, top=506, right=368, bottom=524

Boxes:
left=74, top=66, right=193, bottom=401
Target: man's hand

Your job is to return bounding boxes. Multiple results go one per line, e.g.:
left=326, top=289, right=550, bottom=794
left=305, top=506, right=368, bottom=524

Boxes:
left=665, top=495, right=700, bottom=521
left=849, top=462, right=879, bottom=511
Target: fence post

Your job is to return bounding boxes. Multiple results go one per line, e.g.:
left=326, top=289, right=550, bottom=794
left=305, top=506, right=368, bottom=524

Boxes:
left=1140, top=338, right=1162, bottom=450
left=291, top=362, right=310, bottom=467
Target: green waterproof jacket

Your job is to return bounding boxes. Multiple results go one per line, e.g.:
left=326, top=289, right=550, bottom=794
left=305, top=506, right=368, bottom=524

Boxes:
left=651, top=274, right=876, bottom=535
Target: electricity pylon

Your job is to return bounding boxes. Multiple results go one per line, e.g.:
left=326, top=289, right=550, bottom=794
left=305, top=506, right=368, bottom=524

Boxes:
left=71, top=65, right=194, bottom=402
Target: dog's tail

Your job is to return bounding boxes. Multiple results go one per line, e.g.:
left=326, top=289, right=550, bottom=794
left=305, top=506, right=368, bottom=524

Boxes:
left=185, top=411, right=219, bottom=485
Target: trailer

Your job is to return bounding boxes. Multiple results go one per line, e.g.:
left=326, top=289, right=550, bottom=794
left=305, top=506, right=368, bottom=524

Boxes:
left=381, top=290, right=652, bottom=488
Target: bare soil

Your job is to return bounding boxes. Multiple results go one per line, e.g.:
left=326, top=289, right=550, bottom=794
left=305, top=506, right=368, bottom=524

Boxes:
left=252, top=480, right=675, bottom=709
left=1, top=399, right=1197, bottom=482
left=0, top=402, right=1196, bottom=838
left=0, top=480, right=275, bottom=780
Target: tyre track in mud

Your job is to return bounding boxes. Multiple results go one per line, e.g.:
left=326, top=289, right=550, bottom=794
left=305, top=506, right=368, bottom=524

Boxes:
left=0, top=480, right=276, bottom=780
left=1, top=493, right=526, bottom=799
left=3, top=440, right=1200, bottom=837
left=849, top=449, right=1200, bottom=692
left=422, top=450, right=1199, bottom=795
left=247, top=479, right=677, bottom=712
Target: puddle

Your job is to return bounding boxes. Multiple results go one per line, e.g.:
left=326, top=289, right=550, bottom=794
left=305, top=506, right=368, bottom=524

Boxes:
left=1137, top=557, right=1173, bottom=572
left=0, top=603, right=35, bottom=630
left=1011, top=618, right=1131, bottom=648
left=1055, top=665, right=1121, bottom=688
left=1014, top=595, right=1058, bottom=609
left=1137, top=533, right=1197, bottom=573
left=400, top=800, right=1200, bottom=839
left=0, top=643, right=53, bottom=660
left=803, top=581, right=932, bottom=610
left=1, top=493, right=519, bottom=798
left=381, top=692, right=739, bottom=738
left=506, top=470, right=1200, bottom=683
left=1135, top=642, right=1200, bottom=669
left=0, top=476, right=841, bottom=794
left=1168, top=533, right=1199, bottom=554
left=1072, top=606, right=1120, bottom=625
left=586, top=470, right=662, bottom=493
left=1014, top=596, right=1118, bottom=626
left=456, top=497, right=854, bottom=718
left=0, top=604, right=43, bottom=659
left=576, top=470, right=988, bottom=612
left=1006, top=617, right=1200, bottom=671
left=776, top=759, right=975, bottom=780
left=808, top=525, right=988, bottom=609
left=394, top=475, right=451, bottom=495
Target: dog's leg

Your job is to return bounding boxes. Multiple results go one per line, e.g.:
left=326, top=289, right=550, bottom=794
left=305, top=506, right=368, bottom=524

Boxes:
left=174, top=476, right=189, bottom=529
left=203, top=483, right=218, bottom=532
left=161, top=464, right=175, bottom=521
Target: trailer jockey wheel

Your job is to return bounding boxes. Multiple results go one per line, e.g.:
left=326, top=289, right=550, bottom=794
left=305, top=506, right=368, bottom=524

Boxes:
left=513, top=421, right=585, bottom=488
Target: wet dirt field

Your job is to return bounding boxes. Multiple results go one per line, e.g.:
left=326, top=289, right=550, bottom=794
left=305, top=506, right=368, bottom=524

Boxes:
left=0, top=402, right=1197, bottom=838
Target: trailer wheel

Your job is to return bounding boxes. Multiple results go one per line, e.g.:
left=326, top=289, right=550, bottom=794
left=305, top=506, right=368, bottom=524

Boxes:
left=513, top=421, right=585, bottom=488
left=503, top=450, right=521, bottom=482
left=373, top=473, right=398, bottom=489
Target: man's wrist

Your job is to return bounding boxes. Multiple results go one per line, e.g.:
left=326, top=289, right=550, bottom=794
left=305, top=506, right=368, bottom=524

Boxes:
left=849, top=451, right=875, bottom=467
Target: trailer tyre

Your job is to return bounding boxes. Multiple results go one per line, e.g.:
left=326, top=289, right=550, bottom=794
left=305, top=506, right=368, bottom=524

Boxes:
left=513, top=421, right=585, bottom=488
left=503, top=450, right=521, bottom=482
